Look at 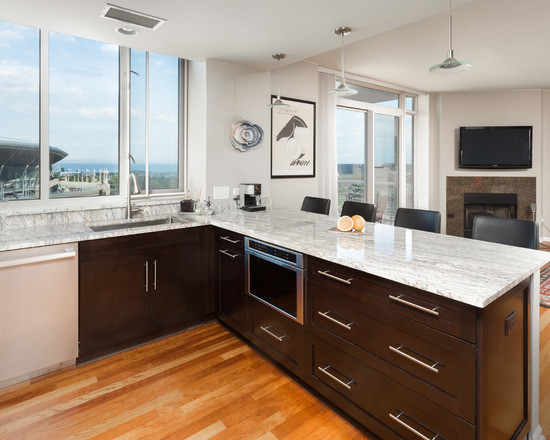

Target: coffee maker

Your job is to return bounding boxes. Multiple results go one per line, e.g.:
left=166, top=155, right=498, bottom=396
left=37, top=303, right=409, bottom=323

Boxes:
left=239, top=183, right=266, bottom=212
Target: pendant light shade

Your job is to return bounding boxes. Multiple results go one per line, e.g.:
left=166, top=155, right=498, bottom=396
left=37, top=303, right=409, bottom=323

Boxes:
left=430, top=0, right=472, bottom=74
left=268, top=53, right=290, bottom=107
left=329, top=27, right=357, bottom=96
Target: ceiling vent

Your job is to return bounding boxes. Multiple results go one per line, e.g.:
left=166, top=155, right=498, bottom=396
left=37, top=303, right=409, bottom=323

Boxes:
left=100, top=4, right=166, bottom=30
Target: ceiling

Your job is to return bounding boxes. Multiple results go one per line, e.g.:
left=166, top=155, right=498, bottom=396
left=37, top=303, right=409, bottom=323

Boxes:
left=0, top=0, right=546, bottom=92
left=308, top=0, right=550, bottom=92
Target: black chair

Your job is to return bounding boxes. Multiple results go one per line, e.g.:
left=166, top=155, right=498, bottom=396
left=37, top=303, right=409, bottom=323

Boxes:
left=301, top=196, right=331, bottom=215
left=394, top=208, right=441, bottom=233
left=341, top=201, right=376, bottom=222
left=472, top=216, right=539, bottom=250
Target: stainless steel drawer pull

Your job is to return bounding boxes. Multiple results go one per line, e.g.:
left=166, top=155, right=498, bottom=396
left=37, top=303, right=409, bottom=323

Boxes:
left=260, top=326, right=286, bottom=342
left=318, top=311, right=354, bottom=330
left=145, top=261, right=149, bottom=293
left=317, top=270, right=353, bottom=285
left=153, top=260, right=157, bottom=291
left=389, top=411, right=439, bottom=440
left=388, top=294, right=440, bottom=316
left=221, top=236, right=240, bottom=244
left=389, top=345, right=440, bottom=373
left=219, top=249, right=239, bottom=259
left=317, top=365, right=354, bottom=390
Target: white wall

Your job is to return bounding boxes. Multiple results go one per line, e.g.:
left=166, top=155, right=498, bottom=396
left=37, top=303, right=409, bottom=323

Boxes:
left=204, top=60, right=271, bottom=202
left=270, top=62, right=319, bottom=210
left=187, top=60, right=207, bottom=193
left=432, top=90, right=546, bottom=234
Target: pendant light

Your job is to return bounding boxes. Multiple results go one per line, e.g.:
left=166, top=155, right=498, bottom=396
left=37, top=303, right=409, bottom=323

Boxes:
left=268, top=53, right=290, bottom=107
left=429, top=0, right=472, bottom=74
left=329, top=27, right=357, bottom=96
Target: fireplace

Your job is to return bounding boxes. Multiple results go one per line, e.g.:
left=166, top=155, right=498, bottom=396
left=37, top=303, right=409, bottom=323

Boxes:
left=463, top=193, right=517, bottom=238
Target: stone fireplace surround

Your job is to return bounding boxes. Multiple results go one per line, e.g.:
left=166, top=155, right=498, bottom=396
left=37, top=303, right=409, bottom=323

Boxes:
left=446, top=176, right=536, bottom=237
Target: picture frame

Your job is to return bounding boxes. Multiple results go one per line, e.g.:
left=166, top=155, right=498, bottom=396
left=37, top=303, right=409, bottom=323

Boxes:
left=270, top=95, right=316, bottom=178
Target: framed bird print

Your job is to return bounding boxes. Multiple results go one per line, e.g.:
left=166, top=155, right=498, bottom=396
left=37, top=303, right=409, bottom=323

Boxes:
left=270, top=96, right=316, bottom=178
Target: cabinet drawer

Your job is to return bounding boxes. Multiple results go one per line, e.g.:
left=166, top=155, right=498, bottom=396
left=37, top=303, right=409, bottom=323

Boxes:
left=307, top=280, right=476, bottom=422
left=216, top=228, right=244, bottom=252
left=250, top=298, right=304, bottom=376
left=308, top=257, right=476, bottom=343
left=307, top=333, right=475, bottom=440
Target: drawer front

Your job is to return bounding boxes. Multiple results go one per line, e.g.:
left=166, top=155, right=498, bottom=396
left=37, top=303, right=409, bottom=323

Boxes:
left=308, top=257, right=476, bottom=343
left=307, top=333, right=475, bottom=440
left=250, top=298, right=304, bottom=373
left=308, top=280, right=476, bottom=422
left=216, top=228, right=244, bottom=252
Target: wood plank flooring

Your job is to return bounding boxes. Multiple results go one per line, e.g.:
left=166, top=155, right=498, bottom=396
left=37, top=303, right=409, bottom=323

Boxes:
left=0, top=304, right=549, bottom=439
left=0, top=322, right=367, bottom=440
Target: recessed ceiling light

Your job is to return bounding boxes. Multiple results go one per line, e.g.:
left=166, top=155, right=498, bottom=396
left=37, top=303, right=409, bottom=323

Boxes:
left=116, top=27, right=140, bottom=36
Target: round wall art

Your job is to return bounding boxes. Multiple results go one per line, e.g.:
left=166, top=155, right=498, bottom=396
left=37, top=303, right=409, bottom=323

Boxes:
left=230, top=120, right=264, bottom=152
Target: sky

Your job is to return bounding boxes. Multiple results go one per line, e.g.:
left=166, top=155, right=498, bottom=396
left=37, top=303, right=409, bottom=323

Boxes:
left=0, top=20, right=180, bottom=170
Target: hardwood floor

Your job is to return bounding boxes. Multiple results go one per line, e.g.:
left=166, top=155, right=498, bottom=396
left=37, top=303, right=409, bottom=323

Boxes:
left=0, top=322, right=367, bottom=440
left=0, top=305, right=548, bottom=439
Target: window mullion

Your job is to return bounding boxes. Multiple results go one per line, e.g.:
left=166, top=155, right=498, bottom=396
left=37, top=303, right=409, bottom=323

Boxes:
left=39, top=30, right=49, bottom=200
left=119, top=47, right=130, bottom=201
left=145, top=51, right=150, bottom=196
left=366, top=111, right=374, bottom=205
left=398, top=94, right=406, bottom=208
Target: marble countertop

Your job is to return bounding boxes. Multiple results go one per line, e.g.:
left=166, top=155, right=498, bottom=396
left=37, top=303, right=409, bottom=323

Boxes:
left=2, top=208, right=549, bottom=308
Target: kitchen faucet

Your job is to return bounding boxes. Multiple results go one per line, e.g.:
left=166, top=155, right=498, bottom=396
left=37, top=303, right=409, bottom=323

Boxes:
left=127, top=155, right=141, bottom=219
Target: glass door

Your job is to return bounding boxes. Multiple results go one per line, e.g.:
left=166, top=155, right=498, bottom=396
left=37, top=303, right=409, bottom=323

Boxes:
left=374, top=114, right=399, bottom=223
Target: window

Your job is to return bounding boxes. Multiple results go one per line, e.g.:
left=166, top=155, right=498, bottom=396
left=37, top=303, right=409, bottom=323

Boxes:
left=49, top=32, right=120, bottom=198
left=0, top=22, right=40, bottom=201
left=374, top=114, right=399, bottom=222
left=336, top=83, right=417, bottom=222
left=0, top=18, right=187, bottom=206
left=337, top=108, right=366, bottom=208
left=130, top=49, right=183, bottom=195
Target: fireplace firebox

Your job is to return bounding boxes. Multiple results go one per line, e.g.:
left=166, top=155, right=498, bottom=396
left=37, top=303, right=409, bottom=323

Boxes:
left=463, top=193, right=518, bottom=238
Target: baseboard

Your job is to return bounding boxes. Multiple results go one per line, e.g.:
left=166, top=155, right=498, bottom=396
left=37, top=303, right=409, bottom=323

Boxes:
left=526, top=425, right=546, bottom=440
left=0, top=359, right=76, bottom=390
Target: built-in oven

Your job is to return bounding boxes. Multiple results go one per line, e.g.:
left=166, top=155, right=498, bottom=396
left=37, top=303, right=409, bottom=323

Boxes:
left=245, top=237, right=304, bottom=324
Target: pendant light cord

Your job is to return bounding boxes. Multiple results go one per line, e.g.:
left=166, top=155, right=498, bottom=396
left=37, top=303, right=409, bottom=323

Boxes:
left=340, top=33, right=345, bottom=85
left=448, top=0, right=453, bottom=54
left=276, top=58, right=281, bottom=99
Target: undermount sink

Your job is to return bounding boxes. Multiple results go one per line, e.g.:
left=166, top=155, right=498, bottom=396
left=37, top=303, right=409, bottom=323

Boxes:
left=90, top=217, right=181, bottom=232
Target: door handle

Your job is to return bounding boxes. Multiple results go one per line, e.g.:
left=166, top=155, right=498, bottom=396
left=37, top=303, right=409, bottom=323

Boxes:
left=317, top=365, right=354, bottom=390
left=221, top=236, right=240, bottom=244
left=153, top=260, right=157, bottom=291
left=260, top=325, right=286, bottom=342
left=317, top=270, right=353, bottom=285
left=389, top=411, right=439, bottom=440
left=145, top=261, right=149, bottom=293
left=388, top=294, right=439, bottom=316
left=219, top=249, right=239, bottom=259
left=317, top=311, right=354, bottom=330
left=389, top=345, right=440, bottom=373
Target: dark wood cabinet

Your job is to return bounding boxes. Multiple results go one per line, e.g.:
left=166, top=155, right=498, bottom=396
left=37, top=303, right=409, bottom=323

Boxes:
left=215, top=229, right=247, bottom=334
left=79, top=227, right=208, bottom=362
left=80, top=253, right=149, bottom=360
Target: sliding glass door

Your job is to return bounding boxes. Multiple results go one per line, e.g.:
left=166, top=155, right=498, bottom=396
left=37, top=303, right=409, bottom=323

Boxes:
left=374, top=114, right=399, bottom=222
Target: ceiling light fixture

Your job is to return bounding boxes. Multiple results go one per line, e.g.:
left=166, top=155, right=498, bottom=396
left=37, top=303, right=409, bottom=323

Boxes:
left=268, top=53, right=290, bottom=108
left=116, top=27, right=140, bottom=36
left=329, top=27, right=357, bottom=96
left=429, top=0, right=472, bottom=74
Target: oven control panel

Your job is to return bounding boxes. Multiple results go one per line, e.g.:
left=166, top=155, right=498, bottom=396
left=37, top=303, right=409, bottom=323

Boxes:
left=246, top=238, right=303, bottom=268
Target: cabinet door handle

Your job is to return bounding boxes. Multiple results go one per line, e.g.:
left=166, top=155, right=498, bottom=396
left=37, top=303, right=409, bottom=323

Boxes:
left=317, top=270, right=353, bottom=285
left=221, top=236, right=240, bottom=244
left=219, top=249, right=239, bottom=259
left=317, top=365, right=354, bottom=390
left=317, top=311, right=354, bottom=330
left=153, top=260, right=157, bottom=291
left=389, top=411, right=439, bottom=440
left=260, top=325, right=286, bottom=342
left=145, top=261, right=149, bottom=293
left=388, top=294, right=439, bottom=316
left=389, top=345, right=440, bottom=373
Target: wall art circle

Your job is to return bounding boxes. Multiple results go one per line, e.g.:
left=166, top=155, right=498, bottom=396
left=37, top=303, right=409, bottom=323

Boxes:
left=230, top=120, right=264, bottom=152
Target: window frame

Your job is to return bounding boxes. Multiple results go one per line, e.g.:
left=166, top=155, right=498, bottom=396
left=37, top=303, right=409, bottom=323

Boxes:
left=0, top=22, right=188, bottom=211
left=337, top=83, right=418, bottom=214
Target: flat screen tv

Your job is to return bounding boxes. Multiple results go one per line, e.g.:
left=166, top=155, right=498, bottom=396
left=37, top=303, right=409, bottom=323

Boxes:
left=458, top=126, right=532, bottom=169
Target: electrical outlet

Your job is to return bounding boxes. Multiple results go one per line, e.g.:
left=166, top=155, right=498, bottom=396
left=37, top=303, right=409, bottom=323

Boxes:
left=213, top=186, right=229, bottom=199
left=232, top=187, right=240, bottom=196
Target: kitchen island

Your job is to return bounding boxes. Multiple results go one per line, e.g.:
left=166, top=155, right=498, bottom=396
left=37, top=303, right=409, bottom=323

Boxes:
left=1, top=207, right=548, bottom=439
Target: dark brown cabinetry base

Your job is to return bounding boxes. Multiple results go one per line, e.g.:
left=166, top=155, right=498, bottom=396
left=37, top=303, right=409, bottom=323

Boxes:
left=79, top=227, right=209, bottom=363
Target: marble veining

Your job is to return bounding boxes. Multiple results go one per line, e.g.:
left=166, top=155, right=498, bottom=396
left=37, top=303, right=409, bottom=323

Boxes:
left=1, top=207, right=548, bottom=308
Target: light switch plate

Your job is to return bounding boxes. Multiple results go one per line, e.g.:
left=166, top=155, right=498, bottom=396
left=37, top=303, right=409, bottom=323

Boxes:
left=232, top=187, right=240, bottom=196
left=213, top=186, right=229, bottom=199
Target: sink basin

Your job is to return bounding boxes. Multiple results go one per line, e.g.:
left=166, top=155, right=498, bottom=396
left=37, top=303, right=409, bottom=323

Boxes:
left=90, top=217, right=180, bottom=232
